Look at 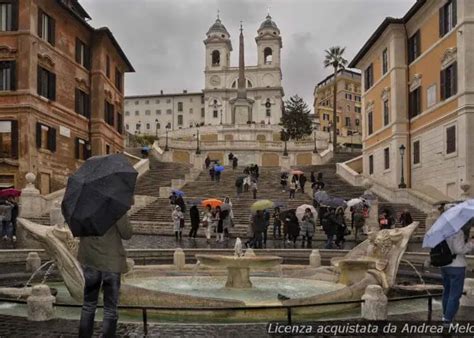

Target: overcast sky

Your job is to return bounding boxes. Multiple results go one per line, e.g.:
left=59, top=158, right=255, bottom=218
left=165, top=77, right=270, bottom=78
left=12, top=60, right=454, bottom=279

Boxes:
left=81, top=0, right=415, bottom=111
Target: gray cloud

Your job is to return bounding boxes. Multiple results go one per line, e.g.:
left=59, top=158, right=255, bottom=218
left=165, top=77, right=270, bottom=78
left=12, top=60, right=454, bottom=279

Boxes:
left=81, top=0, right=415, bottom=111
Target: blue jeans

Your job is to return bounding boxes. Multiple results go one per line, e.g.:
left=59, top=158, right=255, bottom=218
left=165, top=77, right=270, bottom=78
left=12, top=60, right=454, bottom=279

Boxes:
left=441, top=266, right=466, bottom=322
left=325, top=234, right=334, bottom=249
left=79, top=266, right=121, bottom=338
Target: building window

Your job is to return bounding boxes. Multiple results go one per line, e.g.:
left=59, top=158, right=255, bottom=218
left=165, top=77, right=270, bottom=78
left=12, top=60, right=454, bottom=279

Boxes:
left=104, top=101, right=115, bottom=126
left=117, top=113, right=123, bottom=134
left=383, top=99, right=390, bottom=126
left=115, top=68, right=122, bottom=91
left=75, top=38, right=91, bottom=69
left=126, top=124, right=129, bottom=130
left=166, top=99, right=171, bottom=104
left=384, top=147, right=390, bottom=170
left=38, top=9, right=55, bottom=45
left=355, top=119, right=360, bottom=126
left=440, top=0, right=457, bottom=37
left=106, top=55, right=110, bottom=78
left=367, top=111, right=373, bottom=135
left=0, top=2, right=17, bottom=31
left=382, top=48, right=388, bottom=75
left=146, top=123, right=150, bottom=130
left=365, top=64, right=374, bottom=90
left=409, top=87, right=421, bottom=118
left=201, top=108, right=205, bottom=118
left=441, top=62, right=457, bottom=100
left=37, top=66, right=56, bottom=100
left=266, top=109, right=271, bottom=117
left=145, top=100, right=149, bottom=104
left=369, top=155, right=374, bottom=175
left=75, top=89, right=90, bottom=118
left=106, top=144, right=110, bottom=154
left=213, top=110, right=218, bottom=118
left=264, top=47, right=273, bottom=64
left=145, top=110, right=151, bottom=116
left=413, top=140, right=420, bottom=165
left=345, top=117, right=351, bottom=126
left=135, top=100, right=139, bottom=105
left=446, top=125, right=456, bottom=154
left=75, top=138, right=88, bottom=160
left=178, top=102, right=183, bottom=112
left=177, top=115, right=183, bottom=126
left=156, top=110, right=161, bottom=115
left=135, top=111, right=139, bottom=116
left=36, top=123, right=56, bottom=152
left=212, top=50, right=220, bottom=66
left=336, top=116, right=340, bottom=123
left=189, top=108, right=193, bottom=114
left=427, top=84, right=437, bottom=108
left=355, top=107, right=361, bottom=113
left=0, top=61, right=16, bottom=91
left=125, top=111, right=130, bottom=116
left=0, top=120, right=18, bottom=159
left=156, top=99, right=160, bottom=104
left=166, top=109, right=172, bottom=115
left=408, top=30, right=420, bottom=63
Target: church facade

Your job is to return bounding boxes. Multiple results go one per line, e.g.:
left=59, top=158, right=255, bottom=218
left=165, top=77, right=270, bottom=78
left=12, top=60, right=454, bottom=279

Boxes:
left=124, top=14, right=284, bottom=136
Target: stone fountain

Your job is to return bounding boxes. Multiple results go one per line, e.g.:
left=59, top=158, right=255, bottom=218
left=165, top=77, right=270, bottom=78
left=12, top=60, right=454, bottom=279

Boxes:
left=196, top=238, right=282, bottom=288
left=7, top=218, right=420, bottom=321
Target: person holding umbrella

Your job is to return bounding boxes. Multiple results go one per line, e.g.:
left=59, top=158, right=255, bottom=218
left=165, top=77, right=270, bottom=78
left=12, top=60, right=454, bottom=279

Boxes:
left=251, top=210, right=266, bottom=249
left=172, top=206, right=184, bottom=241
left=273, top=207, right=282, bottom=239
left=251, top=179, right=258, bottom=200
left=300, top=208, right=316, bottom=248
left=63, top=154, right=137, bottom=338
left=299, top=174, right=307, bottom=194
left=202, top=204, right=213, bottom=244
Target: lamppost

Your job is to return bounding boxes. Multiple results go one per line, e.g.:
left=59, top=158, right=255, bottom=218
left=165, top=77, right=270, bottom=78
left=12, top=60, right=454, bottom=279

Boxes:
left=313, top=129, right=318, bottom=153
left=328, top=121, right=332, bottom=144
left=281, top=129, right=289, bottom=156
left=155, top=119, right=159, bottom=139
left=164, top=123, right=170, bottom=152
left=220, top=109, right=223, bottom=125
left=398, top=144, right=407, bottom=188
left=195, top=125, right=201, bottom=154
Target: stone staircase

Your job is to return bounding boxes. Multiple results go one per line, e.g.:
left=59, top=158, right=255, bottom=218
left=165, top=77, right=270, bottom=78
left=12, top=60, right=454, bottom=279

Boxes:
left=133, top=156, right=192, bottom=197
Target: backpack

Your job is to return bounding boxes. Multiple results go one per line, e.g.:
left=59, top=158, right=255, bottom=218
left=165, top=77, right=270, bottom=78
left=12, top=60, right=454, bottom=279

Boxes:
left=430, top=240, right=456, bottom=267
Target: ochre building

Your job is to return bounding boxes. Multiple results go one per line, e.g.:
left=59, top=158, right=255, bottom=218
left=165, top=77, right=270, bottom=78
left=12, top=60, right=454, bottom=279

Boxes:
left=349, top=0, right=473, bottom=199
left=0, top=0, right=134, bottom=193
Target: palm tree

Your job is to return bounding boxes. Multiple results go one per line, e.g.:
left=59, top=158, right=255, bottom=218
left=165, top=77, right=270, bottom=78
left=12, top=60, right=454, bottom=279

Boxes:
left=324, top=46, right=347, bottom=152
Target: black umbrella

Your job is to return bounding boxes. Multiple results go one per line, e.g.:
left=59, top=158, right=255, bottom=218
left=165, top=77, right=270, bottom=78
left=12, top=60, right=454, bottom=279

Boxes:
left=62, top=154, right=138, bottom=237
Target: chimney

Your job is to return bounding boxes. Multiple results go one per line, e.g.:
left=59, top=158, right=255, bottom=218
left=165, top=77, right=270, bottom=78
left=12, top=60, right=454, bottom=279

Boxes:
left=183, top=89, right=187, bottom=94
left=160, top=90, right=163, bottom=95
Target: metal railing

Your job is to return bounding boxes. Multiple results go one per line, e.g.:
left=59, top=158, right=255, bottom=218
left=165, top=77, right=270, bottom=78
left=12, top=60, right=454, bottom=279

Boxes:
left=0, top=293, right=443, bottom=336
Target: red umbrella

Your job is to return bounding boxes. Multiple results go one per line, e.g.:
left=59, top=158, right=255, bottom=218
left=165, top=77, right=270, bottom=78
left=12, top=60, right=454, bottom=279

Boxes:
left=0, top=188, right=21, bottom=198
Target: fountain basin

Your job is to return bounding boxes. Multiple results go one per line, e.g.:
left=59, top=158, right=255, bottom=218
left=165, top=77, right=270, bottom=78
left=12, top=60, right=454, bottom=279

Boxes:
left=196, top=254, right=282, bottom=288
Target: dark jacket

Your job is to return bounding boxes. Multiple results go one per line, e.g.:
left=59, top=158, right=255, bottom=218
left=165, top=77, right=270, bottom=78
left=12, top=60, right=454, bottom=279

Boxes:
left=284, top=212, right=300, bottom=237
left=176, top=196, right=186, bottom=213
left=322, top=213, right=338, bottom=236
left=399, top=212, right=413, bottom=227
left=190, top=206, right=200, bottom=229
left=78, top=214, right=132, bottom=273
left=300, top=175, right=307, bottom=187
left=252, top=213, right=266, bottom=233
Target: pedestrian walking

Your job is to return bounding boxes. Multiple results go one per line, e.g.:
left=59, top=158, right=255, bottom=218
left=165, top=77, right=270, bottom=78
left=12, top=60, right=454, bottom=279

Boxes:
left=175, top=195, right=186, bottom=214
left=273, top=207, right=282, bottom=239
left=209, top=165, right=215, bottom=181
left=215, top=168, right=221, bottom=183
left=215, top=206, right=224, bottom=242
left=169, top=192, right=177, bottom=210
left=172, top=206, right=184, bottom=240
left=0, top=199, right=12, bottom=241
left=251, top=210, right=266, bottom=248
left=280, top=172, right=288, bottom=192
left=334, top=207, right=348, bottom=249
left=440, top=222, right=473, bottom=323
left=398, top=209, right=413, bottom=227
left=205, top=156, right=211, bottom=169
left=202, top=205, right=213, bottom=243
left=263, top=209, right=270, bottom=247
left=322, top=209, right=337, bottom=249
left=310, top=171, right=316, bottom=184
left=78, top=214, right=133, bottom=338
left=232, top=157, right=238, bottom=170
left=251, top=180, right=258, bottom=200
left=8, top=197, right=18, bottom=242
left=188, top=205, right=200, bottom=239
left=299, top=174, right=307, bottom=194
left=300, top=208, right=316, bottom=248
left=285, top=211, right=300, bottom=247
left=289, top=180, right=296, bottom=199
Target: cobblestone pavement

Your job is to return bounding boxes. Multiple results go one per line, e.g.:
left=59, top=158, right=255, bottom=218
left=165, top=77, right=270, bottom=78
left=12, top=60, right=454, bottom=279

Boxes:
left=0, top=308, right=472, bottom=338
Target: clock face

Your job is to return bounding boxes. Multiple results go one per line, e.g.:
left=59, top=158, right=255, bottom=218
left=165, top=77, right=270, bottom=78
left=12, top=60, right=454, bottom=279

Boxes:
left=210, top=75, right=221, bottom=86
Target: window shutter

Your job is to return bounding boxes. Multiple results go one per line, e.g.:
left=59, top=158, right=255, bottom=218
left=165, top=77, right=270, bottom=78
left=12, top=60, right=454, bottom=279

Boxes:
left=85, top=46, right=91, bottom=70
left=11, top=120, right=18, bottom=159
left=75, top=138, right=80, bottom=159
left=75, top=88, right=80, bottom=114
left=10, top=61, right=16, bottom=91
left=440, top=69, right=446, bottom=100
left=36, top=123, right=42, bottom=148
left=49, top=72, right=56, bottom=100
left=453, top=62, right=458, bottom=95
left=48, top=127, right=56, bottom=152
left=49, top=16, right=55, bottom=46
left=86, top=94, right=91, bottom=118
left=38, top=9, right=43, bottom=38
left=11, top=1, right=19, bottom=31
left=83, top=141, right=89, bottom=160
left=439, top=6, right=445, bottom=37
left=75, top=38, right=81, bottom=64
left=453, top=0, right=457, bottom=27
left=416, top=31, right=420, bottom=58
left=37, top=66, right=41, bottom=95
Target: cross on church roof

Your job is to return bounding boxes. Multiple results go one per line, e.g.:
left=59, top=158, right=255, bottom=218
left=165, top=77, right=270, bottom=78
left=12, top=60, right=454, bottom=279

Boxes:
left=217, top=9, right=220, bottom=20
left=240, top=20, right=243, bottom=32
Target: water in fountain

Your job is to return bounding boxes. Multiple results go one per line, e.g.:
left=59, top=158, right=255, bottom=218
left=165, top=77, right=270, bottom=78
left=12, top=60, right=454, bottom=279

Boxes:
left=401, top=259, right=430, bottom=295
left=190, top=261, right=201, bottom=288
left=18, top=260, right=54, bottom=299
left=41, top=263, right=56, bottom=284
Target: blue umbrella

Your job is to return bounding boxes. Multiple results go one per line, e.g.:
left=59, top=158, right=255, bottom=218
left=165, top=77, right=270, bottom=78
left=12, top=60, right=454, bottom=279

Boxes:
left=423, top=199, right=474, bottom=248
left=172, top=189, right=185, bottom=197
left=215, top=165, right=225, bottom=172
left=187, top=199, right=201, bottom=206
left=314, top=190, right=330, bottom=203
left=142, top=146, right=150, bottom=151
left=324, top=197, right=347, bottom=209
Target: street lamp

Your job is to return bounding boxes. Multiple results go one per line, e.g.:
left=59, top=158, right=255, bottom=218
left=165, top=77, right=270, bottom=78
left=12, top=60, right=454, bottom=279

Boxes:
left=398, top=144, right=407, bottom=188
left=195, top=125, right=201, bottom=154
left=328, top=121, right=332, bottom=144
left=155, top=119, right=159, bottom=139
left=164, top=123, right=170, bottom=152
left=313, top=129, right=318, bottom=153
left=220, top=109, right=223, bottom=125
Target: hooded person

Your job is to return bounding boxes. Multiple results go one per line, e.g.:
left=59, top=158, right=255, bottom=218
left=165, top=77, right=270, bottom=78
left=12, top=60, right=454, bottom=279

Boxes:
left=188, top=205, right=200, bottom=239
left=172, top=206, right=184, bottom=240
left=300, top=208, right=316, bottom=248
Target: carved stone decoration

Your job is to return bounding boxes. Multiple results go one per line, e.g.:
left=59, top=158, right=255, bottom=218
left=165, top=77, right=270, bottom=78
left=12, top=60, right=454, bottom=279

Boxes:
left=75, top=77, right=89, bottom=90
left=409, top=74, right=422, bottom=92
left=441, top=47, right=457, bottom=69
left=104, top=89, right=113, bottom=100
left=365, top=100, right=374, bottom=112
left=37, top=53, right=55, bottom=68
left=0, top=45, right=17, bottom=58
left=380, top=87, right=391, bottom=101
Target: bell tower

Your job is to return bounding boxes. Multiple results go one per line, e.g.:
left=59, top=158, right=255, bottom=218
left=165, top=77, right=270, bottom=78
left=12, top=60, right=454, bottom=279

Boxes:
left=255, top=14, right=282, bottom=67
left=204, top=13, right=232, bottom=71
